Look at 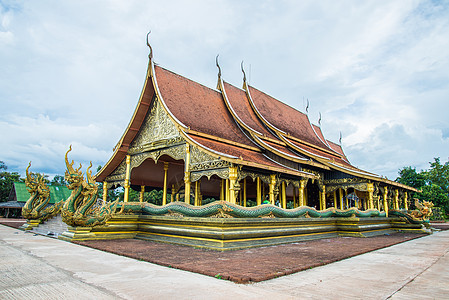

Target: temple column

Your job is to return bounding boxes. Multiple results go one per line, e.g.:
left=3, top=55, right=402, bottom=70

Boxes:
left=367, top=183, right=374, bottom=210
left=225, top=179, right=229, bottom=202
left=394, top=189, right=399, bottom=210
left=269, top=174, right=276, bottom=204
left=256, top=177, right=262, bottom=205
left=339, top=188, right=344, bottom=210
left=220, top=179, right=224, bottom=200
left=102, top=181, right=108, bottom=204
left=228, top=166, right=238, bottom=204
left=139, top=185, right=145, bottom=202
left=404, top=191, right=408, bottom=210
left=194, top=180, right=200, bottom=206
left=171, top=185, right=175, bottom=203
left=162, top=162, right=169, bottom=206
left=243, top=178, right=247, bottom=207
left=124, top=155, right=131, bottom=202
left=320, top=185, right=326, bottom=210
left=299, top=179, right=306, bottom=207
left=333, top=190, right=337, bottom=208
left=184, top=144, right=191, bottom=204
left=281, top=181, right=286, bottom=208
left=383, top=187, right=389, bottom=217
left=345, top=190, right=349, bottom=208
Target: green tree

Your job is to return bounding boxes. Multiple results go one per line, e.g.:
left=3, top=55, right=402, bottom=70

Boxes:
left=0, top=161, right=23, bottom=202
left=51, top=175, right=67, bottom=186
left=396, top=157, right=449, bottom=216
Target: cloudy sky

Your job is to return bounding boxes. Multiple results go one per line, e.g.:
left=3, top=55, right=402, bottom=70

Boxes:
left=1, top=0, right=448, bottom=180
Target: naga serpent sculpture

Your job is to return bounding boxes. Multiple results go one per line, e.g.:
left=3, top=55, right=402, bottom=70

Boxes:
left=389, top=198, right=433, bottom=226
left=61, top=146, right=119, bottom=227
left=22, top=162, right=64, bottom=222
left=116, top=200, right=386, bottom=219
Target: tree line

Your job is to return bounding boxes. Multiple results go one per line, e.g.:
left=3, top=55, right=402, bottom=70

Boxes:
left=395, top=157, right=449, bottom=217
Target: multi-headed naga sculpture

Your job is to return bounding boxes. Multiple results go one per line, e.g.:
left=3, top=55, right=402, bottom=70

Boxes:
left=22, top=162, right=64, bottom=222
left=61, top=146, right=119, bottom=227
left=410, top=198, right=434, bottom=220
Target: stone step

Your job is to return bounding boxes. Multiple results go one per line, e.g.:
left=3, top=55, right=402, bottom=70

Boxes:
left=32, top=214, right=68, bottom=238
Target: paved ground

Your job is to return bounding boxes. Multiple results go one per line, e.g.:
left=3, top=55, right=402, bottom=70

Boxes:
left=0, top=225, right=448, bottom=299
left=77, top=233, right=426, bottom=283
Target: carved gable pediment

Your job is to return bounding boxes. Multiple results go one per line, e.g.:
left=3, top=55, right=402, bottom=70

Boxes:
left=130, top=97, right=182, bottom=154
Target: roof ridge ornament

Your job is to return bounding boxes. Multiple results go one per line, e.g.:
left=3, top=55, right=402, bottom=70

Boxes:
left=146, top=31, right=153, bottom=60
left=318, top=112, right=322, bottom=126
left=241, top=61, right=247, bottom=83
left=339, top=131, right=342, bottom=145
left=216, top=54, right=222, bottom=79
left=306, top=99, right=309, bottom=114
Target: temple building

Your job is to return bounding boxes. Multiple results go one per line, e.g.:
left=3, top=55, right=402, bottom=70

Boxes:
left=94, top=44, right=417, bottom=215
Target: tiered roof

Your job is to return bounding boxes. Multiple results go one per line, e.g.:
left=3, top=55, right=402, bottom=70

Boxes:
left=95, top=51, right=416, bottom=191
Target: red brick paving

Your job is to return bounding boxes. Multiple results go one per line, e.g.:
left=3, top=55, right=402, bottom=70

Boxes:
left=77, top=232, right=426, bottom=283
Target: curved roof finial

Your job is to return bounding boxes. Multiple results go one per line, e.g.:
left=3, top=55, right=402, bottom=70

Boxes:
left=318, top=112, right=322, bottom=126
left=339, top=131, right=342, bottom=145
left=241, top=61, right=247, bottom=83
left=146, top=31, right=153, bottom=59
left=306, top=99, right=309, bottom=114
left=216, top=54, right=222, bottom=79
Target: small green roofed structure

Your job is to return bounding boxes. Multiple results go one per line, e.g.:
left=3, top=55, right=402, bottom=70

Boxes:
left=9, top=182, right=71, bottom=204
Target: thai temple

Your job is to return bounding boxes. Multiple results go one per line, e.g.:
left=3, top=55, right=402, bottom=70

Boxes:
left=95, top=41, right=415, bottom=213
left=21, top=36, right=429, bottom=250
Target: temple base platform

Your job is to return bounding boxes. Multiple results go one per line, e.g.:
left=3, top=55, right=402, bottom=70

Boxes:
left=58, top=214, right=427, bottom=251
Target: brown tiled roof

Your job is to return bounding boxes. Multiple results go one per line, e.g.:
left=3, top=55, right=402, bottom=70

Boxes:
left=285, top=137, right=353, bottom=168
left=155, top=66, right=254, bottom=148
left=222, top=81, right=276, bottom=139
left=248, top=86, right=329, bottom=149
left=186, top=133, right=314, bottom=178
left=327, top=139, right=350, bottom=163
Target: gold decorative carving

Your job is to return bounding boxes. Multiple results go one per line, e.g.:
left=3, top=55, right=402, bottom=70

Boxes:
left=190, top=168, right=229, bottom=182
left=129, top=97, right=180, bottom=152
left=239, top=170, right=271, bottom=184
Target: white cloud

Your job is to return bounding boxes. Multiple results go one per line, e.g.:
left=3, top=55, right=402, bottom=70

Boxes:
left=1, top=0, right=448, bottom=181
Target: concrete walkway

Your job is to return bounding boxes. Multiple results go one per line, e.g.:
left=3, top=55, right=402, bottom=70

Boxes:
left=0, top=225, right=448, bottom=299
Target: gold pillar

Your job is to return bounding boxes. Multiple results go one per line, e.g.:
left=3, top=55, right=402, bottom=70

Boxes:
left=320, top=185, right=326, bottom=210
left=225, top=179, right=229, bottom=202
left=243, top=178, right=247, bottom=207
left=220, top=179, right=224, bottom=200
left=269, top=174, right=276, bottom=204
left=171, top=185, right=175, bottom=203
left=184, top=144, right=191, bottom=204
left=139, top=185, right=145, bottom=202
left=333, top=190, right=337, bottom=208
left=256, top=177, right=261, bottom=205
left=404, top=191, right=408, bottom=210
left=394, top=189, right=399, bottom=210
left=345, top=190, right=349, bottom=208
left=299, top=179, right=306, bottom=207
left=339, top=188, right=343, bottom=210
left=102, top=181, right=108, bottom=204
left=124, top=155, right=131, bottom=202
left=367, top=183, right=374, bottom=210
left=281, top=181, right=286, bottom=208
left=195, top=180, right=200, bottom=206
left=162, top=162, right=169, bottom=206
left=383, top=187, right=389, bottom=217
left=228, top=166, right=238, bottom=204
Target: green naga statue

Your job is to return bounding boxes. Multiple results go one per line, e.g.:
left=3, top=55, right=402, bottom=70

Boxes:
left=61, top=146, right=119, bottom=227
left=22, top=162, right=64, bottom=223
